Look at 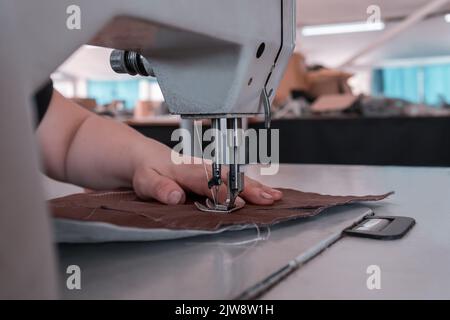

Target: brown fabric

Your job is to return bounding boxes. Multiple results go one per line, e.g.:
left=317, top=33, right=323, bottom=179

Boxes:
left=49, top=189, right=393, bottom=231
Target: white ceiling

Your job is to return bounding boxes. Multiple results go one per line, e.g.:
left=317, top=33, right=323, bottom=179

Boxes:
left=57, top=46, right=129, bottom=80
left=298, top=14, right=450, bottom=67
left=297, top=0, right=450, bottom=25
left=296, top=0, right=450, bottom=67
left=57, top=0, right=450, bottom=79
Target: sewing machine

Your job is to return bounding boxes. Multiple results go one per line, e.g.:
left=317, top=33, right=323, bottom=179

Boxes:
left=102, top=2, right=296, bottom=212
left=0, top=0, right=294, bottom=297
left=3, top=0, right=446, bottom=301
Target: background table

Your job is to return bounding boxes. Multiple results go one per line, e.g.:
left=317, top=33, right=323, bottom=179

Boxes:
left=130, top=116, right=450, bottom=167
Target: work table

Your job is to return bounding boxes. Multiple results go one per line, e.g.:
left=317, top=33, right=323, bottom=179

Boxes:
left=255, top=164, right=450, bottom=299
left=56, top=164, right=450, bottom=299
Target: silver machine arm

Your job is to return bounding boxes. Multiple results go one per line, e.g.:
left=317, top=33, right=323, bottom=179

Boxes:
left=105, top=0, right=296, bottom=212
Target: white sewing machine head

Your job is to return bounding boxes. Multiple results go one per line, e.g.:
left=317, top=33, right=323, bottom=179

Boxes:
left=96, top=1, right=296, bottom=118
left=97, top=0, right=296, bottom=211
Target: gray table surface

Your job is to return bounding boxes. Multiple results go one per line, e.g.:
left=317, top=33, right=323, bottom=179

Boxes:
left=254, top=164, right=450, bottom=299
left=57, top=164, right=450, bottom=299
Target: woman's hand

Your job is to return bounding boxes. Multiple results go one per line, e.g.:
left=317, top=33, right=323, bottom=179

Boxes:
left=38, top=90, right=282, bottom=206
left=132, top=160, right=283, bottom=206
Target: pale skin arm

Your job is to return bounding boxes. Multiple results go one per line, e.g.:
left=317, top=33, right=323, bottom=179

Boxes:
left=36, top=90, right=282, bottom=205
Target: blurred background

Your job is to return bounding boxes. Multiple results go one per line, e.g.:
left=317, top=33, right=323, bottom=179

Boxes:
left=51, top=0, right=450, bottom=167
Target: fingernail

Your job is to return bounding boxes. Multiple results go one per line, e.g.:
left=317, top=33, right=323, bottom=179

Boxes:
left=260, top=191, right=273, bottom=200
left=167, top=191, right=182, bottom=204
left=235, top=196, right=246, bottom=206
left=271, top=189, right=282, bottom=195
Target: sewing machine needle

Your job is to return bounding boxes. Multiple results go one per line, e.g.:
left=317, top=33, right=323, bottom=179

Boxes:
left=213, top=185, right=219, bottom=206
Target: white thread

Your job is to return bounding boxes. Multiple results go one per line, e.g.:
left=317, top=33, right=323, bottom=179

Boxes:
left=212, top=225, right=272, bottom=264
left=88, top=190, right=135, bottom=197
left=192, top=224, right=271, bottom=247
left=194, top=120, right=216, bottom=204
left=219, top=224, right=271, bottom=246
left=137, top=212, right=164, bottom=222
left=83, top=207, right=98, bottom=220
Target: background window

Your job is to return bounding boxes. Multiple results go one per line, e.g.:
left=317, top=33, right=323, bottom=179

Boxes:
left=373, top=63, right=450, bottom=106
left=87, top=79, right=140, bottom=109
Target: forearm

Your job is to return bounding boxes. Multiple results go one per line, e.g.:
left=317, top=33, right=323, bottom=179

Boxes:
left=37, top=90, right=282, bottom=205
left=37, top=91, right=172, bottom=190
left=64, top=115, right=173, bottom=189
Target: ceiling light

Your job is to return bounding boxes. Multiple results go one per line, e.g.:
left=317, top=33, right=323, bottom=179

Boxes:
left=301, top=21, right=385, bottom=36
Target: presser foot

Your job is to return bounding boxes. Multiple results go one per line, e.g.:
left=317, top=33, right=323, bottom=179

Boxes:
left=194, top=198, right=244, bottom=214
